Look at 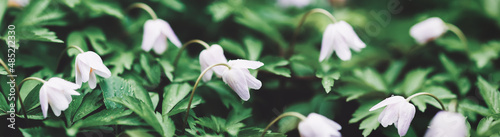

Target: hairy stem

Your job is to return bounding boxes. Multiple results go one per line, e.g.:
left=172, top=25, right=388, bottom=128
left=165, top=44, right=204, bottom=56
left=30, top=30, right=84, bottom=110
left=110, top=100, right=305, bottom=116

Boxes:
left=446, top=23, right=468, bottom=53
left=183, top=63, right=231, bottom=129
left=406, top=92, right=446, bottom=111
left=127, top=3, right=158, bottom=20
left=173, top=39, right=210, bottom=67
left=286, top=8, right=337, bottom=58
left=261, top=112, right=307, bottom=137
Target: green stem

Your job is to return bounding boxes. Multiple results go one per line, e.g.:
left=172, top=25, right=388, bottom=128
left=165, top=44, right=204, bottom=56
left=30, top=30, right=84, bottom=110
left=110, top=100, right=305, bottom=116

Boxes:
left=260, top=112, right=307, bottom=137
left=285, top=8, right=337, bottom=59
left=406, top=92, right=446, bottom=111
left=127, top=3, right=158, bottom=20
left=183, top=63, right=231, bottom=129
left=55, top=45, right=85, bottom=72
left=173, top=39, right=210, bottom=67
left=446, top=23, right=468, bottom=53
left=0, top=58, right=28, bottom=119
left=449, top=99, right=458, bottom=113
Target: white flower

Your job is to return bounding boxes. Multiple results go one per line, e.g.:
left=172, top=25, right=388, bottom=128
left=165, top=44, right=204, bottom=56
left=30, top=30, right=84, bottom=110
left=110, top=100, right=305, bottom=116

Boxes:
left=199, top=44, right=227, bottom=82
left=221, top=60, right=263, bottom=101
left=410, top=17, right=448, bottom=45
left=320, top=21, right=366, bottom=62
left=277, top=0, right=311, bottom=8
left=75, top=51, right=111, bottom=89
left=424, top=111, right=466, bottom=137
left=369, top=96, right=416, bottom=136
left=141, top=19, right=182, bottom=54
left=298, top=113, right=342, bottom=137
left=40, top=78, right=80, bottom=118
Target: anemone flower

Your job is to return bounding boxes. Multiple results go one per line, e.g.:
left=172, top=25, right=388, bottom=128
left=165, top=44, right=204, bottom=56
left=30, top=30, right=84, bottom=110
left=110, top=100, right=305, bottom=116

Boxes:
left=40, top=78, right=80, bottom=118
left=424, top=111, right=466, bottom=137
left=199, top=44, right=227, bottom=82
left=141, top=19, right=182, bottom=54
left=320, top=21, right=366, bottom=62
left=369, top=96, right=416, bottom=136
left=75, top=51, right=111, bottom=89
left=221, top=60, right=263, bottom=101
left=409, top=17, right=448, bottom=45
left=298, top=113, right=342, bottom=137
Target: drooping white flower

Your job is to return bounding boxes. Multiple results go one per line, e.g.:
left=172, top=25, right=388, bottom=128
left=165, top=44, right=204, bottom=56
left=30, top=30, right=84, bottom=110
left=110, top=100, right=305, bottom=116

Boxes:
left=369, top=96, right=416, bottom=136
left=75, top=51, right=111, bottom=89
left=298, top=113, right=342, bottom=137
left=424, top=111, right=466, bottom=137
left=320, top=21, right=366, bottom=62
left=221, top=60, right=263, bottom=101
left=40, top=78, right=81, bottom=118
left=410, top=17, right=448, bottom=45
left=141, top=19, right=182, bottom=54
left=199, top=44, right=227, bottom=82
left=277, top=0, right=311, bottom=8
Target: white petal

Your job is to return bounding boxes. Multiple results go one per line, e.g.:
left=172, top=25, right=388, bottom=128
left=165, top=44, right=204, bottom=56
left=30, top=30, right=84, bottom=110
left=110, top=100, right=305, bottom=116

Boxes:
left=242, top=69, right=262, bottom=90
left=424, top=111, right=466, bottom=137
left=153, top=35, right=168, bottom=54
left=47, top=77, right=80, bottom=90
left=369, top=96, right=405, bottom=111
left=299, top=113, right=342, bottom=137
left=228, top=60, right=264, bottom=69
left=88, top=71, right=97, bottom=89
left=46, top=88, right=70, bottom=111
left=79, top=51, right=111, bottom=78
left=223, top=69, right=250, bottom=101
left=207, top=44, right=228, bottom=76
left=397, top=102, right=416, bottom=136
left=410, top=17, right=448, bottom=44
left=40, top=85, right=49, bottom=118
left=336, top=21, right=366, bottom=52
left=308, top=113, right=342, bottom=130
left=319, top=24, right=336, bottom=62
left=158, top=19, right=182, bottom=48
left=141, top=20, right=162, bottom=52
left=50, top=103, right=62, bottom=116
left=378, top=103, right=400, bottom=127
left=75, top=61, right=81, bottom=86
left=76, top=55, right=91, bottom=83
left=202, top=69, right=214, bottom=82
left=333, top=37, right=352, bottom=61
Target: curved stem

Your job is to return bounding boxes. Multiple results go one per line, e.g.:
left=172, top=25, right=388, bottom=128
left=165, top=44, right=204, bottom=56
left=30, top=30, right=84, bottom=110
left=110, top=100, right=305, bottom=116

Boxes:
left=17, top=77, right=47, bottom=98
left=446, top=23, right=468, bottom=52
left=55, top=45, right=85, bottom=72
left=406, top=92, right=446, bottom=111
left=127, top=3, right=158, bottom=20
left=0, top=58, right=28, bottom=119
left=286, top=8, right=337, bottom=58
left=260, top=112, right=307, bottom=137
left=183, top=63, right=231, bottom=128
left=173, top=39, right=210, bottom=67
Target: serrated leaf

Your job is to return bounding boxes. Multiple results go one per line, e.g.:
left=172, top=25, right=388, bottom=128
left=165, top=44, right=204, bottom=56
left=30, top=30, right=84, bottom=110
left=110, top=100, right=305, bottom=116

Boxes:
left=261, top=56, right=291, bottom=77
left=322, top=78, right=334, bottom=93
left=219, top=38, right=246, bottom=58
left=402, top=68, right=432, bottom=96
left=140, top=54, right=161, bottom=86
left=72, top=89, right=103, bottom=122
left=157, top=59, right=175, bottom=82
left=100, top=76, right=134, bottom=109
left=439, top=53, right=460, bottom=78
left=383, top=60, right=405, bottom=85
left=244, top=36, right=263, bottom=61
left=16, top=28, right=63, bottom=43
left=109, top=51, right=134, bottom=75
left=162, top=83, right=192, bottom=115
left=83, top=0, right=124, bottom=19
left=84, top=27, right=109, bottom=54
left=477, top=76, right=500, bottom=113
left=354, top=68, right=387, bottom=92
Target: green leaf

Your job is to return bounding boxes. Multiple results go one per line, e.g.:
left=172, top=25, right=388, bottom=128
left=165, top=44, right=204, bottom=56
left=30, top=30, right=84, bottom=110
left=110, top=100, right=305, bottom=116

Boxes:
left=109, top=51, right=134, bottom=75
left=477, top=76, right=500, bottom=113
left=84, top=27, right=109, bottom=55
left=66, top=31, right=88, bottom=56
left=72, top=89, right=103, bottom=122
left=350, top=101, right=381, bottom=137
left=207, top=1, right=233, bottom=22
left=260, top=56, right=291, bottom=77
left=140, top=54, right=161, bottom=86
left=16, top=27, right=64, bottom=43
left=20, top=127, right=56, bottom=137
left=322, top=78, right=335, bottom=94
left=239, top=128, right=286, bottom=137
left=83, top=0, right=124, bottom=19
left=234, top=9, right=287, bottom=49
left=353, top=68, right=387, bottom=92
left=316, top=69, right=340, bottom=93
left=157, top=59, right=175, bottom=82
left=470, top=41, right=500, bottom=68
left=383, top=60, right=405, bottom=85
left=410, top=86, right=456, bottom=112
left=401, top=68, right=432, bottom=96
left=477, top=117, right=500, bottom=136
left=439, top=53, right=460, bottom=78
left=244, top=36, right=263, bottom=61
left=14, top=0, right=67, bottom=27
left=63, top=0, right=81, bottom=8
left=156, top=0, right=185, bottom=12
left=219, top=38, right=246, bottom=58
left=100, top=76, right=134, bottom=109
left=162, top=83, right=192, bottom=115
left=0, top=0, right=7, bottom=24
